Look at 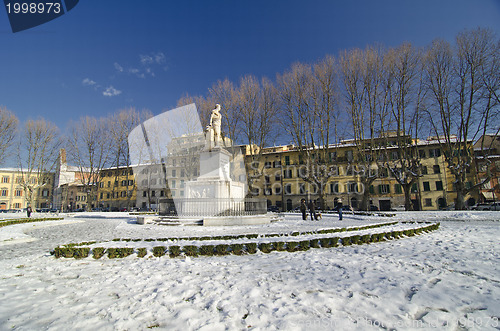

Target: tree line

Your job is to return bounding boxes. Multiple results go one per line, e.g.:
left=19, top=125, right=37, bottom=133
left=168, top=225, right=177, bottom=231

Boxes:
left=1, top=28, right=498, bottom=210
left=178, top=28, right=499, bottom=210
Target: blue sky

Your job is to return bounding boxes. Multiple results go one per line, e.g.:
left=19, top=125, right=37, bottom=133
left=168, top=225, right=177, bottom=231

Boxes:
left=1, top=0, right=500, bottom=132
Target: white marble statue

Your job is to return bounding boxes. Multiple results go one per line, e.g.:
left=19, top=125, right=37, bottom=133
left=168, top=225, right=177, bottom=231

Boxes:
left=205, top=104, right=222, bottom=150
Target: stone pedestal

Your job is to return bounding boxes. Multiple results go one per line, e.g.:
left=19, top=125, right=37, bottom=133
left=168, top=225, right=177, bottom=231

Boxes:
left=182, top=147, right=245, bottom=217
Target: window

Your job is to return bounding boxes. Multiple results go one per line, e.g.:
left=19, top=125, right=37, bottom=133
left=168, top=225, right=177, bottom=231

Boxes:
left=346, top=150, right=353, bottom=162
left=421, top=166, right=428, bottom=175
left=142, top=191, right=147, bottom=197
left=284, top=184, right=292, bottom=195
left=1, top=189, right=8, bottom=196
left=42, top=189, right=49, bottom=197
left=171, top=180, right=176, bottom=188
left=429, top=148, right=441, bottom=157
left=180, top=190, right=184, bottom=196
left=275, top=173, right=281, bottom=181
left=121, top=191, right=127, bottom=197
left=299, top=183, right=306, bottom=194
left=180, top=180, right=185, bottom=188
left=107, top=193, right=111, bottom=199
left=160, top=190, right=165, bottom=197
left=150, top=178, right=157, bottom=185
left=298, top=155, right=304, bottom=164
left=330, top=182, right=339, bottom=194
left=283, top=169, right=293, bottom=178
left=435, top=181, right=443, bottom=191
left=264, top=175, right=270, bottom=184
left=99, top=182, right=104, bottom=188
left=151, top=191, right=156, bottom=197
left=395, top=184, right=402, bottom=194
left=274, top=185, right=281, bottom=195
left=348, top=182, right=358, bottom=193
left=107, top=181, right=111, bottom=188
left=2, top=177, right=9, bottom=183
left=329, top=151, right=337, bottom=161
left=264, top=188, right=272, bottom=196
left=378, top=184, right=390, bottom=194
left=100, top=192, right=103, bottom=199
left=285, top=156, right=290, bottom=166
left=423, top=182, right=430, bottom=191
left=433, top=165, right=441, bottom=174
left=273, top=161, right=281, bottom=168
left=419, top=149, right=426, bottom=158
left=369, top=185, right=375, bottom=194
left=425, top=198, right=432, bottom=207
left=14, top=203, right=20, bottom=208
left=411, top=183, right=418, bottom=193
left=15, top=190, right=23, bottom=197
left=172, top=169, right=177, bottom=177
left=181, top=169, right=185, bottom=177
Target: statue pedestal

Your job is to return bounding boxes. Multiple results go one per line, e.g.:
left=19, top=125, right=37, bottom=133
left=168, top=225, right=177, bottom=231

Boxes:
left=182, top=148, right=245, bottom=217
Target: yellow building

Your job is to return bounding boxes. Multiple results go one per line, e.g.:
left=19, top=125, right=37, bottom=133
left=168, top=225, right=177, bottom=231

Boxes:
left=246, top=136, right=477, bottom=211
left=0, top=168, right=54, bottom=211
left=97, top=166, right=137, bottom=211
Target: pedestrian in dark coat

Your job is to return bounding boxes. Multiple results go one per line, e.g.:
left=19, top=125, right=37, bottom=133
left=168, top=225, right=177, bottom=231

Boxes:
left=308, top=200, right=317, bottom=220
left=338, top=199, right=343, bottom=221
left=27, top=206, right=32, bottom=218
left=300, top=199, right=307, bottom=220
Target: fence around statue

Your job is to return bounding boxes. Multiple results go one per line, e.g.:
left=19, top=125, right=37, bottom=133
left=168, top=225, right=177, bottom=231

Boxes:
left=159, top=198, right=267, bottom=217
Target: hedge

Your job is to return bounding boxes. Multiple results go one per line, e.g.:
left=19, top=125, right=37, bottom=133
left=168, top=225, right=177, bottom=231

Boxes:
left=52, top=223, right=440, bottom=259
left=0, top=217, right=64, bottom=228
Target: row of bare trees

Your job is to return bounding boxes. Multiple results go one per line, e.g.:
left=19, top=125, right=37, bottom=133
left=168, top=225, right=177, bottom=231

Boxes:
left=181, top=28, right=499, bottom=210
left=0, top=106, right=151, bottom=210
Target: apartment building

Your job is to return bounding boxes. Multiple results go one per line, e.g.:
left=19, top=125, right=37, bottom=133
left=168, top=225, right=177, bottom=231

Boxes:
left=0, top=168, right=54, bottom=210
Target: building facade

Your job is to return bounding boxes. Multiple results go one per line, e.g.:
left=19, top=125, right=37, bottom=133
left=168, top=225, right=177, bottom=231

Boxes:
left=0, top=168, right=54, bottom=210
left=248, top=136, right=477, bottom=211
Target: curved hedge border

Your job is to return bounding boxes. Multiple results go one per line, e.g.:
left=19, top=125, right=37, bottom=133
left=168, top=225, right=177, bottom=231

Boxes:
left=0, top=217, right=64, bottom=228
left=52, top=222, right=440, bottom=259
left=57, top=221, right=401, bottom=249
left=112, top=221, right=401, bottom=244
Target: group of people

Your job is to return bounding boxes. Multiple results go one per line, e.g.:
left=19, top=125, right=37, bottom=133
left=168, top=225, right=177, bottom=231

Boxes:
left=299, top=198, right=343, bottom=221
left=300, top=199, right=321, bottom=221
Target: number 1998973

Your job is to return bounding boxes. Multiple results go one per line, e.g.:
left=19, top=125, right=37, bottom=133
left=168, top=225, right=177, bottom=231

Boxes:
left=6, top=2, right=62, bottom=14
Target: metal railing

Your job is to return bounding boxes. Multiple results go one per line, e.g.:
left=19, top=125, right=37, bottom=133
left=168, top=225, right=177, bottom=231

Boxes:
left=159, top=198, right=267, bottom=217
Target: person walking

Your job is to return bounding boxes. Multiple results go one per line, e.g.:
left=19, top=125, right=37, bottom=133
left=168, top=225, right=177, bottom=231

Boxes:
left=308, top=200, right=317, bottom=221
left=300, top=199, right=307, bottom=220
left=338, top=198, right=343, bottom=221
left=26, top=206, right=32, bottom=218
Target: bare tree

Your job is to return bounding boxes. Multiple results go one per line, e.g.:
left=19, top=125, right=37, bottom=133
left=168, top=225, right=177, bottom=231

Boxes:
left=383, top=43, right=425, bottom=211
left=340, top=47, right=387, bottom=210
left=0, top=107, right=19, bottom=164
left=278, top=56, right=340, bottom=209
left=424, top=28, right=500, bottom=209
left=108, top=108, right=152, bottom=209
left=66, top=116, right=110, bottom=211
left=17, top=118, right=61, bottom=208
left=236, top=75, right=280, bottom=196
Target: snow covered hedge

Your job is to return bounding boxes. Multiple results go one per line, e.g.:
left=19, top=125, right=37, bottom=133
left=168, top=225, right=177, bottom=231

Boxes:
left=0, top=217, right=64, bottom=228
left=52, top=223, right=440, bottom=259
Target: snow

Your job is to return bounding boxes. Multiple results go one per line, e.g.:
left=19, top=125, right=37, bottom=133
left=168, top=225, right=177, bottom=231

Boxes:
left=0, top=211, right=499, bottom=330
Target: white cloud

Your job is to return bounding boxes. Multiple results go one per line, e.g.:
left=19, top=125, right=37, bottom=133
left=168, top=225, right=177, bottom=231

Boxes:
left=103, top=86, right=122, bottom=97
left=114, top=62, right=124, bottom=72
left=115, top=52, right=167, bottom=78
left=82, top=78, right=97, bottom=86
left=140, top=55, right=154, bottom=65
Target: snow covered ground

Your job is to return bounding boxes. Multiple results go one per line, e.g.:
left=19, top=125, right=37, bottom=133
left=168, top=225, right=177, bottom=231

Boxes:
left=0, top=211, right=499, bottom=330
